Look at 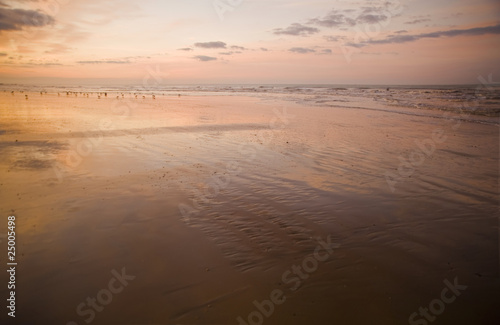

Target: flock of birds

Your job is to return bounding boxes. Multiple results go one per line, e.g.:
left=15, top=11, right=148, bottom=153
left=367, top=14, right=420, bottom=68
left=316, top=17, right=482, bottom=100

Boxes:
left=7, top=90, right=180, bottom=100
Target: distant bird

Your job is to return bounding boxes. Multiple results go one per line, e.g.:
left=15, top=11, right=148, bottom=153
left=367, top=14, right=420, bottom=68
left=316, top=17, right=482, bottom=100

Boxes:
left=116, top=96, right=119, bottom=99
left=11, top=91, right=14, bottom=95
left=135, top=95, right=137, bottom=99
left=105, top=92, right=107, bottom=97
left=142, top=96, right=145, bottom=99
left=25, top=95, right=28, bottom=100
left=58, top=93, right=60, bottom=96
left=98, top=95, right=101, bottom=99
left=152, top=95, right=155, bottom=99
left=178, top=94, right=181, bottom=97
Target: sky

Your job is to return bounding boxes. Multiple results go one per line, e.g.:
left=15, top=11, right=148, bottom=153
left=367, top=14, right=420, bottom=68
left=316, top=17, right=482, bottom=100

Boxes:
left=0, top=0, right=499, bottom=84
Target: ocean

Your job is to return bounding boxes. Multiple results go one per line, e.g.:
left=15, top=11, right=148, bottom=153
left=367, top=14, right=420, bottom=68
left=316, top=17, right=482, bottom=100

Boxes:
left=2, top=83, right=499, bottom=119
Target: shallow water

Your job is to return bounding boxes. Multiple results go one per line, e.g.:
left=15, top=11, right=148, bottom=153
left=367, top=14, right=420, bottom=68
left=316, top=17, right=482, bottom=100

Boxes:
left=0, top=91, right=498, bottom=324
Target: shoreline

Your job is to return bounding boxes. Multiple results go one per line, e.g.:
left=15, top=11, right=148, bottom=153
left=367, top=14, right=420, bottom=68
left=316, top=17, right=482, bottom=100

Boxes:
left=0, top=91, right=498, bottom=324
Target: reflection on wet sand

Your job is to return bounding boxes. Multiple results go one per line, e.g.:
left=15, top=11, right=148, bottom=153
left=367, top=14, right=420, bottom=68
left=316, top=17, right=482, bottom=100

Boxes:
left=0, top=92, right=498, bottom=324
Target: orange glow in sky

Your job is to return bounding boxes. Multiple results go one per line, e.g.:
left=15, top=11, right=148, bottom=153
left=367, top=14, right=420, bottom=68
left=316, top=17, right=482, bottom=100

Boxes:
left=0, top=0, right=499, bottom=84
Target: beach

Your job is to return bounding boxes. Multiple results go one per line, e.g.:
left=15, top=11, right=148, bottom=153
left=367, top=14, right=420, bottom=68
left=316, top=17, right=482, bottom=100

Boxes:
left=0, top=88, right=498, bottom=324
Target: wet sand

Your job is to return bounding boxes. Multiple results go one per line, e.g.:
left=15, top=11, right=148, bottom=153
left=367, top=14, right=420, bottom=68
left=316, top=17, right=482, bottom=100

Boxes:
left=0, top=91, right=499, bottom=324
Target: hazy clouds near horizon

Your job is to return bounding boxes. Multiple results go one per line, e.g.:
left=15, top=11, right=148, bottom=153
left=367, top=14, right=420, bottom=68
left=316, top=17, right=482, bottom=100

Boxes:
left=0, top=0, right=499, bottom=84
